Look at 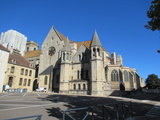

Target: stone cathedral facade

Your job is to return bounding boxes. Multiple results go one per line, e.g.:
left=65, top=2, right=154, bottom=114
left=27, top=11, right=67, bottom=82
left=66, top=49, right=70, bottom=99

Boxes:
left=24, top=26, right=144, bottom=96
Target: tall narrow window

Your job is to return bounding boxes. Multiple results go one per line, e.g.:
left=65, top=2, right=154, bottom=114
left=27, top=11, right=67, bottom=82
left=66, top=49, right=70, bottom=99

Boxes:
left=83, top=84, right=86, bottom=90
left=44, top=76, right=48, bottom=85
left=77, top=70, right=80, bottom=79
left=19, top=78, right=23, bottom=85
left=23, top=79, right=27, bottom=86
left=29, top=70, right=32, bottom=76
left=28, top=79, right=31, bottom=86
left=79, top=54, right=81, bottom=61
left=74, top=84, right=76, bottom=90
left=78, top=84, right=81, bottom=90
left=81, top=69, right=84, bottom=79
left=63, top=53, right=65, bottom=61
left=93, top=48, right=96, bottom=56
left=66, top=53, right=69, bottom=60
left=8, top=77, right=13, bottom=87
left=21, top=69, right=24, bottom=75
left=111, top=69, right=118, bottom=81
left=10, top=66, right=15, bottom=73
left=25, top=70, right=28, bottom=76
left=124, top=70, right=128, bottom=81
left=97, top=48, right=100, bottom=56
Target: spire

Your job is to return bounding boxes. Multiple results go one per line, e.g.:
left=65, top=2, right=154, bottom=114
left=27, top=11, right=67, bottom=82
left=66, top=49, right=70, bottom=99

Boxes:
left=62, top=37, right=71, bottom=52
left=91, top=30, right=102, bottom=47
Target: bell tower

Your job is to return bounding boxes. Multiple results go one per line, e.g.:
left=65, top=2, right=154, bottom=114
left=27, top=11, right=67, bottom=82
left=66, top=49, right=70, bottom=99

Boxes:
left=90, top=31, right=105, bottom=96
left=59, top=38, right=72, bottom=94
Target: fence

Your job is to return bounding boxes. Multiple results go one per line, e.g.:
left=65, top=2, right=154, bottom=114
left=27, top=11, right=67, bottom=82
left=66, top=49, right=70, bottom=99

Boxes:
left=62, top=102, right=133, bottom=120
left=6, top=115, right=42, bottom=120
left=62, top=106, right=94, bottom=120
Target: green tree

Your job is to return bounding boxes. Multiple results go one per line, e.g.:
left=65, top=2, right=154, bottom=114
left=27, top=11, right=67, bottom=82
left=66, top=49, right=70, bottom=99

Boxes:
left=145, top=0, right=160, bottom=31
left=146, top=74, right=160, bottom=89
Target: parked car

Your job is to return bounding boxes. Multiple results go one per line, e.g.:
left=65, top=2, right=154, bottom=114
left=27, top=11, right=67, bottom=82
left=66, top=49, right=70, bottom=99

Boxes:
left=36, top=87, right=46, bottom=92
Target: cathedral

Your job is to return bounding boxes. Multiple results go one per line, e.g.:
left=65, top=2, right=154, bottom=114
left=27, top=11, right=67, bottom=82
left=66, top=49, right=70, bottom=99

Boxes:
left=24, top=26, right=144, bottom=96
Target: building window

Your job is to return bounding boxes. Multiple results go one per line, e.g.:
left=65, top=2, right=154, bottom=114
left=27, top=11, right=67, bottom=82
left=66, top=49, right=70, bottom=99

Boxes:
left=25, top=70, right=28, bottom=76
left=93, top=48, right=96, bottom=56
left=73, top=84, right=76, bottom=90
left=19, top=78, right=23, bottom=86
left=97, top=48, right=100, bottom=56
left=10, top=66, right=15, bottom=73
left=124, top=70, right=129, bottom=81
left=83, top=84, right=86, bottom=90
left=44, top=76, right=48, bottom=85
left=23, top=79, right=27, bottom=86
left=12, top=59, right=16, bottom=64
left=79, top=54, right=81, bottom=61
left=29, top=70, right=32, bottom=76
left=81, top=69, right=84, bottom=79
left=111, top=69, right=118, bottom=81
left=8, top=77, right=13, bottom=87
left=78, top=84, right=81, bottom=90
left=27, top=47, right=29, bottom=51
left=28, top=79, right=31, bottom=86
left=21, top=69, right=24, bottom=75
left=77, top=70, right=80, bottom=79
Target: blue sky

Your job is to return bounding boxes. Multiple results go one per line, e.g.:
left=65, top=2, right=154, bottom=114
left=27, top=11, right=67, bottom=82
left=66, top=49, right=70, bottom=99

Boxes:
left=0, top=0, right=160, bottom=81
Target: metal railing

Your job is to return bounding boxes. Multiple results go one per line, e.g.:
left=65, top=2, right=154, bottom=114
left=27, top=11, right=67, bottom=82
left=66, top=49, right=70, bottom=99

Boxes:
left=5, top=115, right=42, bottom=120
left=62, top=106, right=94, bottom=120
left=102, top=102, right=133, bottom=120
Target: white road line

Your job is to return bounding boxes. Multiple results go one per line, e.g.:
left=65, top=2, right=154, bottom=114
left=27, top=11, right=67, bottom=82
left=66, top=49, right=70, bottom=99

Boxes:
left=0, top=94, right=11, bottom=98
left=0, top=102, right=65, bottom=112
left=23, top=93, right=26, bottom=97
left=37, top=93, right=40, bottom=96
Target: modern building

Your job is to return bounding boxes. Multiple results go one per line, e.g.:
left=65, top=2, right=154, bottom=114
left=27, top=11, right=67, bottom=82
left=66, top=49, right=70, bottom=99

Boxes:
left=24, top=26, right=144, bottom=96
left=0, top=44, right=10, bottom=92
left=3, top=49, right=35, bottom=92
left=0, top=30, right=27, bottom=56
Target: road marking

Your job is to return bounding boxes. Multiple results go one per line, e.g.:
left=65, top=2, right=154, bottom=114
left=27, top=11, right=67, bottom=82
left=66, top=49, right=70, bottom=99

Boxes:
left=0, top=94, right=11, bottom=98
left=0, top=102, right=65, bottom=112
left=23, top=93, right=26, bottom=97
left=37, top=93, right=40, bottom=96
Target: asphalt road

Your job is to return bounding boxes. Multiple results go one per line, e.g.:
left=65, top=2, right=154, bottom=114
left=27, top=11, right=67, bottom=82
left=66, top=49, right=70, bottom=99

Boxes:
left=0, top=92, right=159, bottom=120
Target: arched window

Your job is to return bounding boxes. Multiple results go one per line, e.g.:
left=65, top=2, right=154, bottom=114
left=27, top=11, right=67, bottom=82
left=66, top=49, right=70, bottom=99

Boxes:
left=83, top=84, right=86, bottom=90
left=93, top=48, right=96, bottom=56
left=111, top=69, right=118, bottom=81
left=25, top=69, right=28, bottom=76
left=63, top=53, right=65, bottom=61
left=97, top=48, right=100, bottom=56
left=66, top=53, right=69, bottom=60
left=8, top=77, right=13, bottom=87
left=124, top=70, right=128, bottom=81
left=44, top=76, right=48, bottom=85
left=21, top=69, right=24, bottom=75
left=78, top=84, right=81, bottom=90
left=29, top=70, right=32, bottom=76
left=10, top=66, right=15, bottom=73
left=19, top=78, right=23, bottom=85
left=74, top=84, right=76, bottom=90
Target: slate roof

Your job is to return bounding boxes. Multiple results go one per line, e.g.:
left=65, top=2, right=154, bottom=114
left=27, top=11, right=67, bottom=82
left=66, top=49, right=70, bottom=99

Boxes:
left=9, top=52, right=32, bottom=68
left=24, top=49, right=41, bottom=59
left=0, top=44, right=10, bottom=52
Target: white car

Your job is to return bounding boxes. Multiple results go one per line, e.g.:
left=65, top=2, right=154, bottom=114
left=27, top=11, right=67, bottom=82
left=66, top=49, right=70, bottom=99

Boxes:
left=36, top=87, right=46, bottom=92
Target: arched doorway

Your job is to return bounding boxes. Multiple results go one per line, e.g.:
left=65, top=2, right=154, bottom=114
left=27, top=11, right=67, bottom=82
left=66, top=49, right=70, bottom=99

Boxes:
left=33, top=79, right=38, bottom=91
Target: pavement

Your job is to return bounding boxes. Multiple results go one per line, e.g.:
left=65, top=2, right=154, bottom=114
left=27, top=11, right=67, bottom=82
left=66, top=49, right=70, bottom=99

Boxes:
left=0, top=92, right=160, bottom=120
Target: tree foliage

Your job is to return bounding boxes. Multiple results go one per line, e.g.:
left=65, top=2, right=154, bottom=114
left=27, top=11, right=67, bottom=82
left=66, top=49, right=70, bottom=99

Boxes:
left=145, top=0, right=160, bottom=31
left=146, top=74, right=160, bottom=89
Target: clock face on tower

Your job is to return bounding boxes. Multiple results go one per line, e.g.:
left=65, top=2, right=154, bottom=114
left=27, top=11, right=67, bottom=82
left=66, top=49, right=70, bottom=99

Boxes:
left=48, top=47, right=56, bottom=56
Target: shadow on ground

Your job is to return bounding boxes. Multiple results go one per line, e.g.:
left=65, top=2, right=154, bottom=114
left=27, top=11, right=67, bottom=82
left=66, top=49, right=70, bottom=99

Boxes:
left=38, top=94, right=154, bottom=120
